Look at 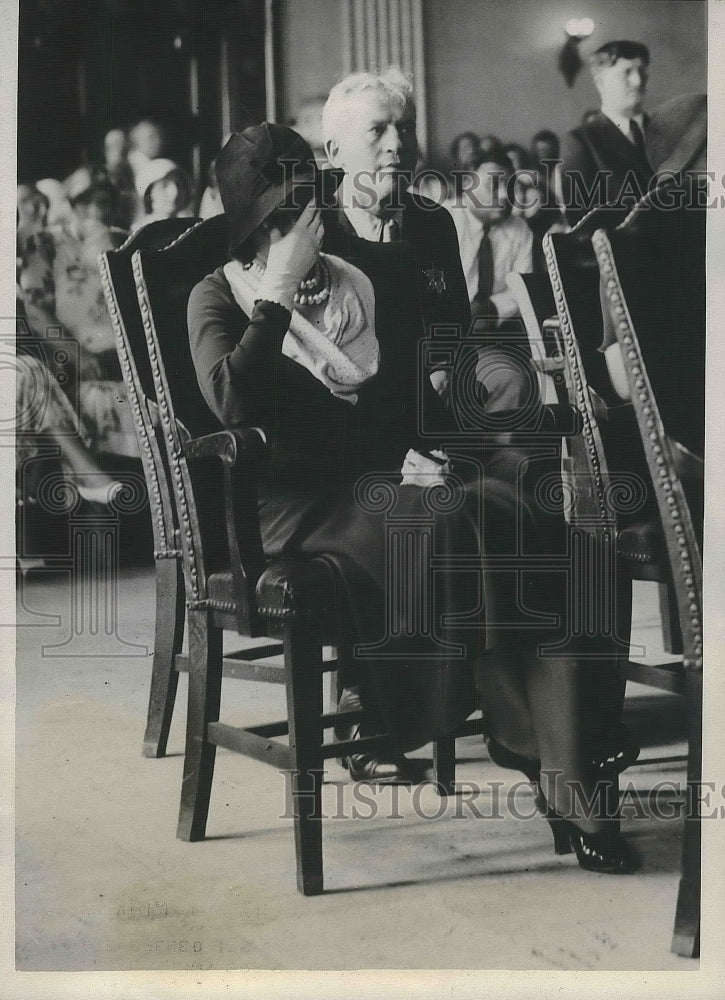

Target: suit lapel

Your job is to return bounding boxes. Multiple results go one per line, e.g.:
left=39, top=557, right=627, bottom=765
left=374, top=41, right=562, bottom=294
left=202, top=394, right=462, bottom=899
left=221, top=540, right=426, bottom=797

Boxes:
left=587, top=112, right=653, bottom=188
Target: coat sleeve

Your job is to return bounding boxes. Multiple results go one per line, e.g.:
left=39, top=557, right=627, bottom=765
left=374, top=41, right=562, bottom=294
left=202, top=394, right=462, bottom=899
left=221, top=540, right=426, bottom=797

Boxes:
left=187, top=269, right=292, bottom=428
left=560, top=129, right=600, bottom=228
left=437, top=203, right=473, bottom=337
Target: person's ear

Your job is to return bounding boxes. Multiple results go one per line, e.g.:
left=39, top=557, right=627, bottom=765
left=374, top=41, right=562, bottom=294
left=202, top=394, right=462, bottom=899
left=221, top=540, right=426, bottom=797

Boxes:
left=324, top=136, right=343, bottom=170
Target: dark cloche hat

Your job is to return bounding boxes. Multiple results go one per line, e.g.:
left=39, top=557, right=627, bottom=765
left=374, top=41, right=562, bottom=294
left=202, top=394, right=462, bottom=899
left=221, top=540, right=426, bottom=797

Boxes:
left=215, top=122, right=341, bottom=255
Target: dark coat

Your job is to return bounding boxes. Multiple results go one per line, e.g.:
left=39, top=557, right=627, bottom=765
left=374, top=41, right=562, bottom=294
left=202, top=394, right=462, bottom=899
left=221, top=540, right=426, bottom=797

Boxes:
left=187, top=194, right=480, bottom=749
left=560, top=111, right=654, bottom=226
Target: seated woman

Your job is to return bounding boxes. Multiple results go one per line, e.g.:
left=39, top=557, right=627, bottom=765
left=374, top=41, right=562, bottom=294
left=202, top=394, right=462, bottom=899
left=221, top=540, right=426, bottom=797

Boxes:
left=16, top=353, right=122, bottom=505
left=17, top=181, right=137, bottom=461
left=133, top=158, right=194, bottom=231
left=187, top=123, right=635, bottom=873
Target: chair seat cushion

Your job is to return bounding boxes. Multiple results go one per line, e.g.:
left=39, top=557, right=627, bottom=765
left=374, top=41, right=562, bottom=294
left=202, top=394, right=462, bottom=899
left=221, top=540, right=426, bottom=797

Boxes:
left=207, top=556, right=340, bottom=621
left=616, top=520, right=668, bottom=578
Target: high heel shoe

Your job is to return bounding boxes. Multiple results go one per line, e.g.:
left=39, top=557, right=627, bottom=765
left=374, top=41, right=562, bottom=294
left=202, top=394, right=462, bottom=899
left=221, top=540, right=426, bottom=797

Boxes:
left=537, top=790, right=634, bottom=874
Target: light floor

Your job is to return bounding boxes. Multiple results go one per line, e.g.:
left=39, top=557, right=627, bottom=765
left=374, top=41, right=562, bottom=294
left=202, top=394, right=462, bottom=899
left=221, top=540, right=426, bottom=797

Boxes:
left=12, top=564, right=700, bottom=972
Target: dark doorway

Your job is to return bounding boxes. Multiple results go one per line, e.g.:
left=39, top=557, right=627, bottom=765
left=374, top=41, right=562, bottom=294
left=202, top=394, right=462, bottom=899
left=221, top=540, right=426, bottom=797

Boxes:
left=18, top=0, right=270, bottom=187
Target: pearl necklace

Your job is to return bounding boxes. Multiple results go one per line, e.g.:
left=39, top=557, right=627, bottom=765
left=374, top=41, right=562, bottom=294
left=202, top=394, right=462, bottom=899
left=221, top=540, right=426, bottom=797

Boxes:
left=243, top=256, right=331, bottom=306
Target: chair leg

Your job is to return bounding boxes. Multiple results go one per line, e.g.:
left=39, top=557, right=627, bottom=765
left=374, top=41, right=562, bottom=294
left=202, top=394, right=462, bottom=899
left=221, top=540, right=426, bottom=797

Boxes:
left=433, top=736, right=456, bottom=796
left=143, top=557, right=185, bottom=758
left=176, top=607, right=223, bottom=842
left=284, top=621, right=325, bottom=896
left=671, top=668, right=702, bottom=957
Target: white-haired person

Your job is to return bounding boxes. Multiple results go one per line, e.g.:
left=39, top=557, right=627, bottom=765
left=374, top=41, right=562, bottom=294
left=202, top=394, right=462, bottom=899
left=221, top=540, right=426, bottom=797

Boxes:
left=316, top=68, right=637, bottom=869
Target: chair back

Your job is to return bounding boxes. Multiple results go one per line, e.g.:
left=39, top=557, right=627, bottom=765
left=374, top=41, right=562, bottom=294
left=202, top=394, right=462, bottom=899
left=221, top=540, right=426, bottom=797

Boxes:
left=545, top=205, right=630, bottom=406
left=543, top=204, right=641, bottom=525
left=595, top=183, right=704, bottom=958
left=594, top=186, right=705, bottom=462
left=99, top=218, right=198, bottom=556
left=132, top=215, right=232, bottom=600
left=593, top=196, right=703, bottom=670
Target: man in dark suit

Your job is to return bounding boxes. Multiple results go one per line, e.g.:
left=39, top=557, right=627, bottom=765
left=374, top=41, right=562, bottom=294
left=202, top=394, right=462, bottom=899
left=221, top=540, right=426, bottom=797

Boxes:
left=560, top=40, right=654, bottom=226
left=320, top=69, right=477, bottom=782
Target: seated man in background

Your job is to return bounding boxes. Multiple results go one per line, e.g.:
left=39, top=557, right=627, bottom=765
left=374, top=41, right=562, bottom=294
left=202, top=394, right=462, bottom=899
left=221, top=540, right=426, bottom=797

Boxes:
left=445, top=142, right=540, bottom=419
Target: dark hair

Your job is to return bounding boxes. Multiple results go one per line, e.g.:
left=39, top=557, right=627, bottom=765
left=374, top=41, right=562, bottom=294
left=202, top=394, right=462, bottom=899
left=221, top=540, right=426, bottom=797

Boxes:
left=232, top=235, right=256, bottom=266
left=449, top=131, right=480, bottom=163
left=143, top=167, right=192, bottom=215
left=231, top=185, right=314, bottom=266
left=471, top=137, right=513, bottom=174
left=590, top=40, right=650, bottom=69
left=71, top=180, right=119, bottom=225
left=531, top=129, right=559, bottom=148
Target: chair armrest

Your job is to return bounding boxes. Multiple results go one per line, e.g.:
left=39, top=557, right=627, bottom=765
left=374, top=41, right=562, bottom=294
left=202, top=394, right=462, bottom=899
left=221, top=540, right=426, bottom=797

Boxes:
left=541, top=317, right=562, bottom=346
left=183, top=427, right=268, bottom=632
left=183, top=427, right=267, bottom=465
left=532, top=356, right=565, bottom=374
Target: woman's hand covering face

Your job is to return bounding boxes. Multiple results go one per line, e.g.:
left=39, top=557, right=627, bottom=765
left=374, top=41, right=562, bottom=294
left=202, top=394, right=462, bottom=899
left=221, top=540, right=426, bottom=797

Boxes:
left=265, top=198, right=324, bottom=287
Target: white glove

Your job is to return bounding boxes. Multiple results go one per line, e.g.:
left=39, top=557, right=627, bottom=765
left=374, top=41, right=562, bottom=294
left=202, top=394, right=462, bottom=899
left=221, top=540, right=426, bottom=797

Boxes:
left=400, top=448, right=450, bottom=486
left=256, top=199, right=324, bottom=312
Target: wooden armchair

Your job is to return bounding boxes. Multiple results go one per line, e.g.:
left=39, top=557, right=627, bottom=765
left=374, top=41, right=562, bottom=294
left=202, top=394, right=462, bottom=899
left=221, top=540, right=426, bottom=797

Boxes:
left=543, top=203, right=684, bottom=672
left=592, top=184, right=704, bottom=957
left=125, top=215, right=498, bottom=895
left=99, top=218, right=198, bottom=757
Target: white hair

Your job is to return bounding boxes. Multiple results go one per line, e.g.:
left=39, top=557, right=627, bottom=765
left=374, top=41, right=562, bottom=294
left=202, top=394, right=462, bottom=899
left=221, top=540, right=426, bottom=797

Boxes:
left=322, top=67, right=416, bottom=146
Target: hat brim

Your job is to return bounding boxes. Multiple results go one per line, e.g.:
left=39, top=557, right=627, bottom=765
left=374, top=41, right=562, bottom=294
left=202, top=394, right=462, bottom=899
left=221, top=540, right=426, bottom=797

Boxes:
left=228, top=167, right=343, bottom=256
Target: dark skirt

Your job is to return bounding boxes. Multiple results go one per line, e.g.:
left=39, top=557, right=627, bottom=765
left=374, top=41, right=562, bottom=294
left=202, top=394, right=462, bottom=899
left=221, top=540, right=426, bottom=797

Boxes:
left=257, top=447, right=571, bottom=752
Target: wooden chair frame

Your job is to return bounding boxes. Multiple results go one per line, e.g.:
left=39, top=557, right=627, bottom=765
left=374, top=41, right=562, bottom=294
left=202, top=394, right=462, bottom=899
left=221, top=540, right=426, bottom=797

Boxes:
left=592, top=202, right=703, bottom=958
left=99, top=218, right=198, bottom=756
left=543, top=192, right=702, bottom=956
left=125, top=217, right=495, bottom=895
left=544, top=209, right=684, bottom=686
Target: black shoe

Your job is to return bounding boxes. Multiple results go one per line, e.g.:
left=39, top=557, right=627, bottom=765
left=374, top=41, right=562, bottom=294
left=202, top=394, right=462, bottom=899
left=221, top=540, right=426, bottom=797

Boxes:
left=341, top=751, right=413, bottom=785
left=537, top=790, right=635, bottom=873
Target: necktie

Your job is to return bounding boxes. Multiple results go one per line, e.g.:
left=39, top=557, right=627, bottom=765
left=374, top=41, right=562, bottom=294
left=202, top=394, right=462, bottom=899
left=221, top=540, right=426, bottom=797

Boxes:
left=630, top=118, right=647, bottom=158
left=477, top=223, right=494, bottom=304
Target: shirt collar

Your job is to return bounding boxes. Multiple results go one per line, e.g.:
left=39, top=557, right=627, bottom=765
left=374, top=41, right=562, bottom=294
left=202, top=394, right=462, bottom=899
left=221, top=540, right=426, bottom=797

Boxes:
left=336, top=181, right=404, bottom=241
left=601, top=107, right=645, bottom=141
left=464, top=209, right=509, bottom=240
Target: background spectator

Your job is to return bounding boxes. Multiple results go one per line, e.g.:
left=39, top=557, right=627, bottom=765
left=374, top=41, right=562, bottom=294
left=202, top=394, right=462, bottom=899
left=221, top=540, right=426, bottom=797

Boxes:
left=133, top=158, right=194, bottom=231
